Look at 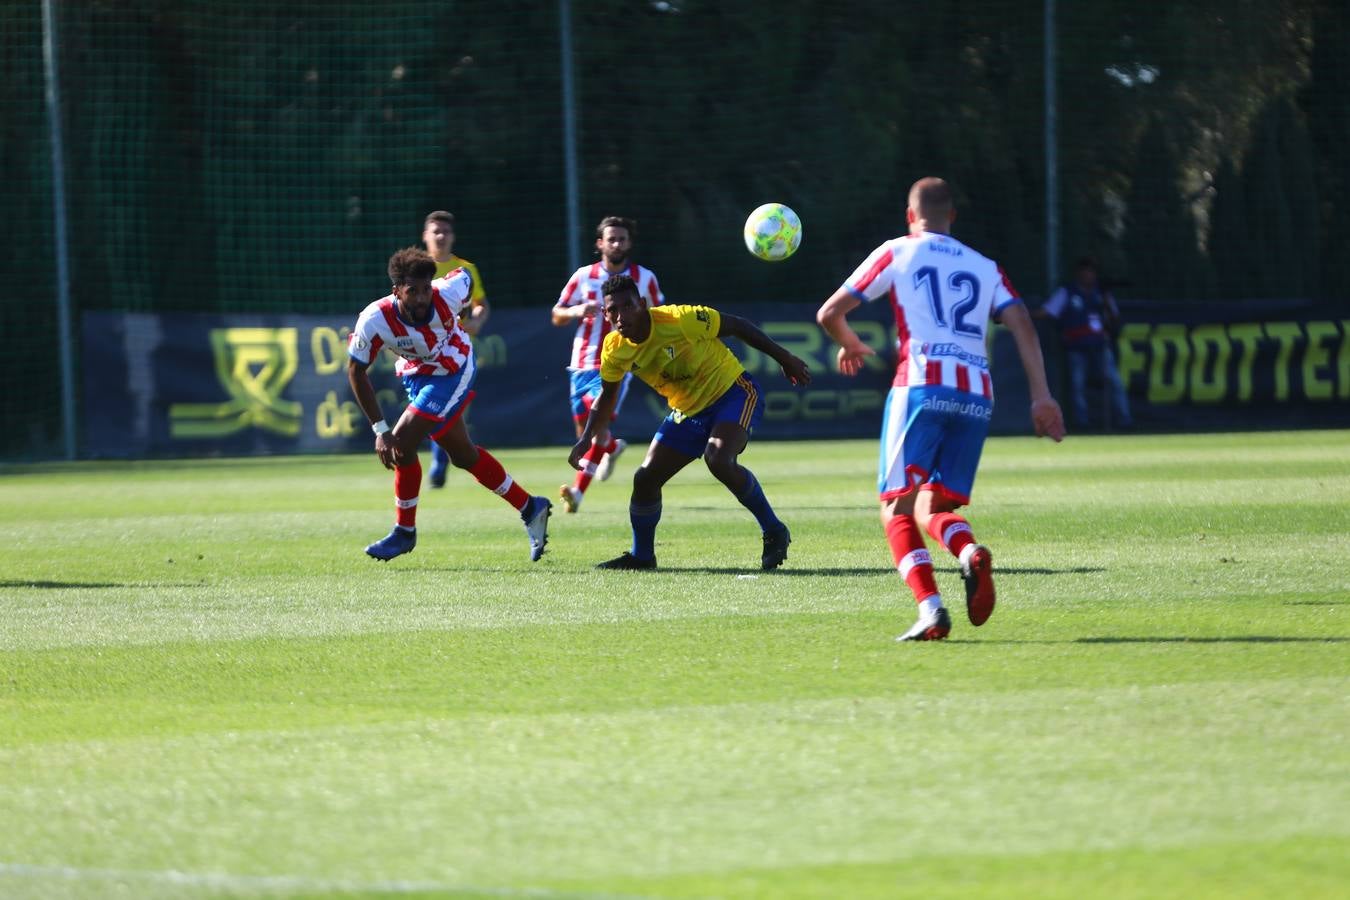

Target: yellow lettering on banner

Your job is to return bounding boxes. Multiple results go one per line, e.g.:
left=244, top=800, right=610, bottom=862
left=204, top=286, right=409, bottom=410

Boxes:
left=803, top=390, right=839, bottom=420
left=169, top=328, right=302, bottom=438
left=1188, top=324, right=1229, bottom=404
left=1226, top=323, right=1263, bottom=402
left=1148, top=325, right=1189, bottom=404
left=1302, top=321, right=1338, bottom=401
left=764, top=322, right=824, bottom=372
left=315, top=390, right=359, bottom=438
left=311, top=327, right=345, bottom=375
left=1339, top=321, right=1350, bottom=400
left=764, top=391, right=799, bottom=420
left=1116, top=324, right=1152, bottom=390
left=1264, top=322, right=1303, bottom=401
left=843, top=389, right=884, bottom=418
left=759, top=389, right=886, bottom=421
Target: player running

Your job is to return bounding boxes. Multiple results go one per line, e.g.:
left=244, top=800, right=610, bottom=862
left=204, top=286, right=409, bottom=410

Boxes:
left=348, top=247, right=551, bottom=562
left=552, top=217, right=664, bottom=513
left=816, top=177, right=1064, bottom=641
left=570, top=274, right=810, bottom=571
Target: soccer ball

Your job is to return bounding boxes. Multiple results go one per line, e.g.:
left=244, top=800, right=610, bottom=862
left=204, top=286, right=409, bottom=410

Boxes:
left=743, top=203, right=802, bottom=261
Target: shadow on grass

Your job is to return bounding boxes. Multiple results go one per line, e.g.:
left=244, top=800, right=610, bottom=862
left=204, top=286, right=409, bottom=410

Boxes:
left=645, top=565, right=1106, bottom=577
left=657, top=566, right=891, bottom=577
left=0, top=580, right=204, bottom=590
left=1076, top=636, right=1349, bottom=644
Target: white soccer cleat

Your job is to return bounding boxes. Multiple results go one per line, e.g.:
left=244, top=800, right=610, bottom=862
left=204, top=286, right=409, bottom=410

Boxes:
left=896, top=605, right=952, bottom=642
left=595, top=438, right=627, bottom=482
left=523, top=496, right=552, bottom=561
left=559, top=484, right=582, bottom=514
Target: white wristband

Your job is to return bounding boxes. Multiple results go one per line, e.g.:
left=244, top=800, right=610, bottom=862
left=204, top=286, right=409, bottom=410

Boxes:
left=371, top=420, right=390, bottom=436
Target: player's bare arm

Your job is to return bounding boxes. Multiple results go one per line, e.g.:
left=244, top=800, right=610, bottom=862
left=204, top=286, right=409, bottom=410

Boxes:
left=997, top=303, right=1067, bottom=442
left=552, top=301, right=600, bottom=326
left=717, top=314, right=813, bottom=386
left=569, top=379, right=621, bottom=469
left=462, top=299, right=490, bottom=336
left=347, top=357, right=400, bottom=469
left=816, top=287, right=876, bottom=376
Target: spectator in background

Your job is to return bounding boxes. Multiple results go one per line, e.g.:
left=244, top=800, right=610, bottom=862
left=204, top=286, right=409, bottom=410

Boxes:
left=422, top=210, right=490, bottom=487
left=1035, top=256, right=1133, bottom=430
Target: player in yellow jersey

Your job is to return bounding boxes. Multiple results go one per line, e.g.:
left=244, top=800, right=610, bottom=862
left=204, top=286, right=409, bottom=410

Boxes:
left=569, top=274, right=812, bottom=570
left=422, top=210, right=490, bottom=487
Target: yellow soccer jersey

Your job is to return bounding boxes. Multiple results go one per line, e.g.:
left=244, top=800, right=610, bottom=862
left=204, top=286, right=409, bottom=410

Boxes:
left=600, top=305, right=743, bottom=419
left=435, top=255, right=486, bottom=306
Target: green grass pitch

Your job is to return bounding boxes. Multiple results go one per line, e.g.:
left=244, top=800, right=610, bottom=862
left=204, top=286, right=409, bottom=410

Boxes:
left=1, top=431, right=1348, bottom=899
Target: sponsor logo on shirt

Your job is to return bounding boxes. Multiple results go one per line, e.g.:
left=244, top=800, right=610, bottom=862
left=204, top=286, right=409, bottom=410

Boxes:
left=920, top=396, right=992, bottom=419
left=925, top=342, right=988, bottom=368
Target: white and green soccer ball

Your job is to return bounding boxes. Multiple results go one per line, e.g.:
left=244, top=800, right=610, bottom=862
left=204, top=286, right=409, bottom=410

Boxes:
left=743, top=203, right=802, bottom=261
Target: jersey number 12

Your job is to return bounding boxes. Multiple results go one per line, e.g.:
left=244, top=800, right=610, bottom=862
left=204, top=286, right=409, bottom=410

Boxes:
left=913, top=266, right=983, bottom=337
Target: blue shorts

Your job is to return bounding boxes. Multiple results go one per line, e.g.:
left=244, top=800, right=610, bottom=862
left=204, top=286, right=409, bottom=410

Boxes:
left=878, top=385, right=991, bottom=505
left=654, top=373, right=763, bottom=458
left=403, top=357, right=477, bottom=436
left=569, top=368, right=630, bottom=422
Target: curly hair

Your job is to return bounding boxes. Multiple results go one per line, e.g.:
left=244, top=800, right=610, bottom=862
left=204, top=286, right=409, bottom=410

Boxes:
left=596, top=216, right=635, bottom=239
left=601, top=273, right=639, bottom=301
left=387, top=247, right=437, bottom=285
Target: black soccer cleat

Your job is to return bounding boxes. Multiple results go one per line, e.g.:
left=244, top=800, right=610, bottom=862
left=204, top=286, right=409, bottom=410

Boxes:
left=761, top=524, right=791, bottom=570
left=596, top=551, right=657, bottom=570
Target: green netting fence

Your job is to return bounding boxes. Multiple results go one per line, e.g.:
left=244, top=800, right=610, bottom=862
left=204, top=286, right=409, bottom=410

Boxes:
left=3, top=0, right=1347, bottom=458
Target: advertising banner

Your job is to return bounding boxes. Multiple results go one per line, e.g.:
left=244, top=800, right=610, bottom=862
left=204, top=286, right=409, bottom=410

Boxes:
left=81, top=298, right=1348, bottom=458
left=82, top=303, right=904, bottom=458
left=1109, top=299, right=1350, bottom=430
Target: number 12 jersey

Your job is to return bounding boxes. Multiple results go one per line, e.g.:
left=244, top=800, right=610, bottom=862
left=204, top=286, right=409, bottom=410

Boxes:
left=843, top=231, right=1022, bottom=398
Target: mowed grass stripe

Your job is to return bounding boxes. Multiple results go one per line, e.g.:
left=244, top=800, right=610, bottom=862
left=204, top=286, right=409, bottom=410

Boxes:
left=3, top=681, right=1346, bottom=889
left=1, top=431, right=1348, bottom=896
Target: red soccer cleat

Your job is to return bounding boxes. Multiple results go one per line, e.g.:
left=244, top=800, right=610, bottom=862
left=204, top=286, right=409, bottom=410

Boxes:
left=961, top=544, right=996, bottom=626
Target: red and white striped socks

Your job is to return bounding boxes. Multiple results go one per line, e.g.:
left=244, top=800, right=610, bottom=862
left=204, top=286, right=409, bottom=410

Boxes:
left=884, top=514, right=939, bottom=604
left=467, top=447, right=530, bottom=511
left=393, top=458, right=421, bottom=528
left=927, top=511, right=976, bottom=560
left=572, top=436, right=617, bottom=494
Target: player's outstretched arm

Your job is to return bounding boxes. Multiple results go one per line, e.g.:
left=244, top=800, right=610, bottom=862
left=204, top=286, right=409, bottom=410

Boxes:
left=552, top=300, right=599, bottom=326
left=998, top=303, right=1066, bottom=442
left=347, top=357, right=399, bottom=468
left=816, top=287, right=875, bottom=376
left=718, top=314, right=812, bottom=386
left=569, top=379, right=622, bottom=469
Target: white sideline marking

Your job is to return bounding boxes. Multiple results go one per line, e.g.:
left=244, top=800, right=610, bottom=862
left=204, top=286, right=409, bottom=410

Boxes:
left=0, top=862, right=643, bottom=898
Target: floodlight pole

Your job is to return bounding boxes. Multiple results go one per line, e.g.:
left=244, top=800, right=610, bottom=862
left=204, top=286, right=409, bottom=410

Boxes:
left=559, top=0, right=582, bottom=272
left=43, top=0, right=77, bottom=460
left=1044, top=0, right=1060, bottom=294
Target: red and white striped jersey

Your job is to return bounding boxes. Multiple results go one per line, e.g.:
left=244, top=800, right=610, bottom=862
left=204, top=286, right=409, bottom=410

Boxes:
left=554, top=262, right=664, bottom=370
left=347, top=268, right=475, bottom=377
left=843, top=231, right=1022, bottom=397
